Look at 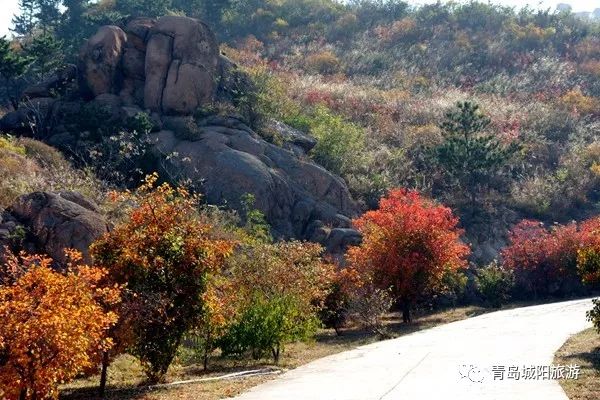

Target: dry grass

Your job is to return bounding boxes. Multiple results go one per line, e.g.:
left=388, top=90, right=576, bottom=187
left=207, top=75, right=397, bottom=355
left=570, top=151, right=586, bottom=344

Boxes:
left=0, top=135, right=108, bottom=210
left=554, top=328, right=600, bottom=400
left=60, top=305, right=488, bottom=400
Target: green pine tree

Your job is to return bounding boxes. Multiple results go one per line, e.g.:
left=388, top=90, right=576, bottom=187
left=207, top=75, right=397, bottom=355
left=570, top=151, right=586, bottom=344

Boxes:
left=12, top=0, right=61, bottom=36
left=432, top=101, right=520, bottom=213
left=114, top=0, right=172, bottom=18
left=36, top=0, right=62, bottom=33
left=11, top=0, right=37, bottom=36
left=0, top=37, right=32, bottom=108
left=23, top=33, right=64, bottom=81
left=58, top=0, right=90, bottom=54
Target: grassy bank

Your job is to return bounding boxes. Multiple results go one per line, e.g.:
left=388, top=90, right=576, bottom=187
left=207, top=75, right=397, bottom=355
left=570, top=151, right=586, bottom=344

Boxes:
left=554, top=328, right=600, bottom=400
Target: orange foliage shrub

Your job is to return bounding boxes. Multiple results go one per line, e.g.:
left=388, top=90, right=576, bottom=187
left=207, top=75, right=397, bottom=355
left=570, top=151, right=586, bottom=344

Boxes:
left=577, top=217, right=600, bottom=285
left=560, top=89, right=600, bottom=116
left=0, top=251, right=119, bottom=400
left=305, top=51, right=342, bottom=75
left=229, top=241, right=333, bottom=311
left=575, top=37, right=600, bottom=60
left=502, top=220, right=583, bottom=296
left=507, top=22, right=555, bottom=48
left=580, top=60, right=600, bottom=78
left=91, top=174, right=234, bottom=382
left=375, top=17, right=418, bottom=44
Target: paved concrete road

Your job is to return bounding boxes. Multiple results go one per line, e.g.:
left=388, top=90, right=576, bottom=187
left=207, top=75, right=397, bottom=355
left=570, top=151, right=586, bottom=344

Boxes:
left=234, top=298, right=595, bottom=400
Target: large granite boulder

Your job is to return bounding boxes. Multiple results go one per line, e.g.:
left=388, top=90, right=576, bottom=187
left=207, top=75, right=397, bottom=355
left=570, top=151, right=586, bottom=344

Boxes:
left=77, top=16, right=220, bottom=114
left=151, top=115, right=359, bottom=246
left=79, top=26, right=128, bottom=98
left=0, top=192, right=109, bottom=264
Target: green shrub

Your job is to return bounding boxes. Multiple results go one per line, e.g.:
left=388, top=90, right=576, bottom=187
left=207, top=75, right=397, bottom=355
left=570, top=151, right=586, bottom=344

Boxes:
left=475, top=262, right=514, bottom=308
left=319, top=279, right=350, bottom=336
left=305, top=51, right=342, bottom=75
left=125, top=112, right=154, bottom=134
left=219, top=294, right=320, bottom=363
left=440, top=268, right=469, bottom=308
left=309, top=105, right=367, bottom=178
left=586, top=299, right=600, bottom=334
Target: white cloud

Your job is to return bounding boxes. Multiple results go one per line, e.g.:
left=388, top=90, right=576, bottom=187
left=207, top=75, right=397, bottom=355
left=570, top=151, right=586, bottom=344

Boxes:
left=0, top=0, right=19, bottom=37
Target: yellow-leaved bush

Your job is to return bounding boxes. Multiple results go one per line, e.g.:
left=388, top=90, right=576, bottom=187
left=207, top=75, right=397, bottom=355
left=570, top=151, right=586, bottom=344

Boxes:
left=0, top=250, right=120, bottom=400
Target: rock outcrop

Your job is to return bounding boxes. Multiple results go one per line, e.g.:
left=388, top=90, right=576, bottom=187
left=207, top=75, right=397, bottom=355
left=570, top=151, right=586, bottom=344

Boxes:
left=0, top=192, right=109, bottom=265
left=0, top=16, right=361, bottom=252
left=78, top=16, right=220, bottom=115
left=151, top=116, right=356, bottom=241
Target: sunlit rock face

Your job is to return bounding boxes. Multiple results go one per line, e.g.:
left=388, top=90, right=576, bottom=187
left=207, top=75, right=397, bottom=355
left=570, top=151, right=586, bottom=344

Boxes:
left=79, top=16, right=220, bottom=115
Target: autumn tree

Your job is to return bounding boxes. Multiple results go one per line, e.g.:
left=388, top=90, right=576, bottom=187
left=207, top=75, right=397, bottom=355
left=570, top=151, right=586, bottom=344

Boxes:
left=91, top=174, right=233, bottom=383
left=0, top=251, right=119, bottom=400
left=501, top=220, right=583, bottom=298
left=193, top=274, right=237, bottom=370
left=577, top=216, right=600, bottom=285
left=319, top=268, right=359, bottom=335
left=575, top=217, right=600, bottom=333
left=219, top=241, right=333, bottom=363
left=347, top=189, right=470, bottom=323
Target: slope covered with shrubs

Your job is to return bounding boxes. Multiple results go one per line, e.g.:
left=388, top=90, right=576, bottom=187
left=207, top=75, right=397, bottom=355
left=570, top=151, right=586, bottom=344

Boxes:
left=0, top=135, right=107, bottom=210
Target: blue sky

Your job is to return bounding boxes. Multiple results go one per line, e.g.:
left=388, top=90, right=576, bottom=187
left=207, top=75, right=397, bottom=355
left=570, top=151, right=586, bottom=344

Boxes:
left=1, top=0, right=599, bottom=36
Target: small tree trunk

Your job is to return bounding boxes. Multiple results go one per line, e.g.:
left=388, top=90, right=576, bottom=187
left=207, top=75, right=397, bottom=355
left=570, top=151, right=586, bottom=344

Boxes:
left=271, top=345, right=280, bottom=364
left=99, top=350, right=109, bottom=398
left=402, top=303, right=412, bottom=324
left=202, top=346, right=209, bottom=371
left=333, top=325, right=342, bottom=336
left=19, top=388, right=27, bottom=400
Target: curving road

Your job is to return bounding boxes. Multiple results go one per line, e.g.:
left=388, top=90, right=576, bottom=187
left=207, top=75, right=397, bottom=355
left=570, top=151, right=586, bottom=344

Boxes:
left=234, top=298, right=594, bottom=400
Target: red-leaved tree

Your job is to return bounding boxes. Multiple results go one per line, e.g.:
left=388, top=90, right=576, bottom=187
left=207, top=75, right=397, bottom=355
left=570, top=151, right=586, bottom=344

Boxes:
left=501, top=220, right=583, bottom=297
left=347, top=189, right=470, bottom=323
left=577, top=216, right=600, bottom=333
left=577, top=216, right=600, bottom=285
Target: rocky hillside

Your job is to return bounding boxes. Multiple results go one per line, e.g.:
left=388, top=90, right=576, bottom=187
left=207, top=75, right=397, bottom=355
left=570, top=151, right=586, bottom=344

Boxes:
left=0, top=16, right=361, bottom=254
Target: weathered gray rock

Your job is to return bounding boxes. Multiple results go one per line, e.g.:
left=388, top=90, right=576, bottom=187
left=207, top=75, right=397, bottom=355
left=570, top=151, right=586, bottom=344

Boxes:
left=267, top=119, right=317, bottom=156
left=154, top=16, right=219, bottom=114
left=0, top=109, right=30, bottom=133
left=150, top=121, right=359, bottom=243
left=326, top=228, right=362, bottom=253
left=5, top=192, right=109, bottom=264
left=75, top=16, right=220, bottom=114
